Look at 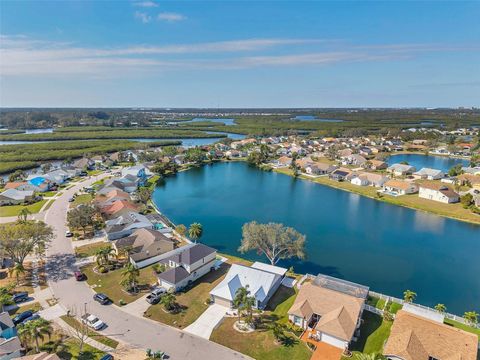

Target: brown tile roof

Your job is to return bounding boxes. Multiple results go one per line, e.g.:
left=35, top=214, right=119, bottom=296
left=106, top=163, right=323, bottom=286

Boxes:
left=288, top=282, right=364, bottom=342
left=4, top=182, right=26, bottom=189
left=383, top=310, right=478, bottom=360
left=103, top=200, right=139, bottom=215
left=384, top=179, right=415, bottom=191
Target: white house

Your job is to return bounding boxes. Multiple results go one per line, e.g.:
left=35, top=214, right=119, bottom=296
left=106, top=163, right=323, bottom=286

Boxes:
left=0, top=189, right=34, bottom=206
left=382, top=180, right=419, bottom=195
left=210, top=262, right=286, bottom=309
left=387, top=163, right=416, bottom=176
left=413, top=168, right=444, bottom=180
left=418, top=183, right=460, bottom=203
left=157, top=244, right=217, bottom=291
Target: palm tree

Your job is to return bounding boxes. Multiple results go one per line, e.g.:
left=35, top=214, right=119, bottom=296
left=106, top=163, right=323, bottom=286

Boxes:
left=18, top=318, right=53, bottom=353
left=463, top=311, right=478, bottom=326
left=9, top=263, right=26, bottom=285
left=120, top=263, right=140, bottom=293
left=434, top=303, right=447, bottom=314
left=95, top=246, right=116, bottom=267
left=233, top=285, right=256, bottom=325
left=188, top=223, right=203, bottom=243
left=403, top=289, right=417, bottom=303
left=17, top=208, right=31, bottom=223
left=161, top=293, right=177, bottom=312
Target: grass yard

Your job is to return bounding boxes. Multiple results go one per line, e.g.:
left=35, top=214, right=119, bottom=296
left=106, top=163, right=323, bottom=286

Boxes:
left=265, top=285, right=297, bottom=324
left=70, top=194, right=93, bottom=207
left=42, top=190, right=59, bottom=197
left=211, top=317, right=311, bottom=360
left=0, top=199, right=48, bottom=217
left=8, top=301, right=43, bottom=315
left=55, top=338, right=106, bottom=360
left=43, top=199, right=55, bottom=211
left=60, top=315, right=119, bottom=349
left=444, top=318, right=480, bottom=340
left=74, top=241, right=110, bottom=258
left=145, top=262, right=230, bottom=328
left=0, top=261, right=47, bottom=293
left=82, top=263, right=158, bottom=304
left=347, top=311, right=392, bottom=356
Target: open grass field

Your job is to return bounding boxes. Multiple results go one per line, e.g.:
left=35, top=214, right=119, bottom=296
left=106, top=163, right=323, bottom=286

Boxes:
left=81, top=263, right=158, bottom=305
left=0, top=199, right=48, bottom=217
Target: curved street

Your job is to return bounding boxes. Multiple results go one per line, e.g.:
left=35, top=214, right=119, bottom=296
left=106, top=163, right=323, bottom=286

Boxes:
left=44, top=174, right=249, bottom=360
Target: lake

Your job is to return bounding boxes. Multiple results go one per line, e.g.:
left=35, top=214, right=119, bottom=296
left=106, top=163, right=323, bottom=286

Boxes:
left=293, top=115, right=344, bottom=122
left=153, top=161, right=480, bottom=314
left=168, top=118, right=237, bottom=126
left=387, top=153, right=469, bottom=172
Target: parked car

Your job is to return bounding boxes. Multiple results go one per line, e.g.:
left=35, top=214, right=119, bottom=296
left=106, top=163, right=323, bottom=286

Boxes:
left=81, top=313, right=105, bottom=330
left=12, top=292, right=29, bottom=303
left=146, top=287, right=166, bottom=304
left=99, top=355, right=114, bottom=360
left=65, top=230, right=73, bottom=237
left=12, top=310, right=33, bottom=325
left=93, top=293, right=111, bottom=305
left=74, top=271, right=85, bottom=281
left=22, top=313, right=40, bottom=325
left=68, top=197, right=74, bottom=202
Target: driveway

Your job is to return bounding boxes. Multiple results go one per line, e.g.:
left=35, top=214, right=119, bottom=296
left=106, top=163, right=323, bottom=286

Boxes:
left=184, top=304, right=228, bottom=339
left=44, top=173, right=250, bottom=360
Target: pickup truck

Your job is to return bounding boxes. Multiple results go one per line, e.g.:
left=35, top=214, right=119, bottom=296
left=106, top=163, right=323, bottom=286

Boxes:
left=81, top=314, right=105, bottom=330
left=146, top=287, right=166, bottom=304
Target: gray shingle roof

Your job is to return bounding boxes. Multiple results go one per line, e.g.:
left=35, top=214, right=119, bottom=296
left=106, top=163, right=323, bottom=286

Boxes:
left=163, top=243, right=216, bottom=266
left=157, top=266, right=190, bottom=284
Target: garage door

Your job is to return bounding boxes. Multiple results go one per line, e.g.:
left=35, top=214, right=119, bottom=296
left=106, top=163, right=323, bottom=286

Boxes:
left=213, top=296, right=232, bottom=308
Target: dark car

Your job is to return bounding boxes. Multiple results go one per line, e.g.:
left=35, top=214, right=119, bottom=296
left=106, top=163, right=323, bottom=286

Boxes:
left=12, top=310, right=33, bottom=325
left=74, top=271, right=85, bottom=281
left=93, top=293, right=111, bottom=305
left=12, top=292, right=29, bottom=303
left=22, top=313, right=40, bottom=325
left=99, top=355, right=114, bottom=360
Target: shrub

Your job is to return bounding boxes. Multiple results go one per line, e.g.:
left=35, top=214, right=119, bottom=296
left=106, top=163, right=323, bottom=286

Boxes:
left=119, top=299, right=126, bottom=306
left=152, top=263, right=165, bottom=274
left=97, top=265, right=107, bottom=273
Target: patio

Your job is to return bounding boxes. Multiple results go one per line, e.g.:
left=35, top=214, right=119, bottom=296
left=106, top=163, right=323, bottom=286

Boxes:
left=300, top=330, right=343, bottom=360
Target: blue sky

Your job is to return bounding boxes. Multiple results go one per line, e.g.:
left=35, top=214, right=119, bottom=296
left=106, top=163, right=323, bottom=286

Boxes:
left=1, top=1, right=479, bottom=108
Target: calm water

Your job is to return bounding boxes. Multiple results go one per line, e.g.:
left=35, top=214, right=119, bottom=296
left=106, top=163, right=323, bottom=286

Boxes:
left=168, top=118, right=236, bottom=126
left=294, top=115, right=344, bottom=122
left=387, top=153, right=469, bottom=172
left=153, top=162, right=480, bottom=314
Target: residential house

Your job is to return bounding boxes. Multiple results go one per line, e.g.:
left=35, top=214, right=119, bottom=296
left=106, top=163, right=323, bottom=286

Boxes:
left=95, top=189, right=131, bottom=207
left=44, top=169, right=72, bottom=184
left=0, top=312, right=22, bottom=360
left=387, top=164, right=416, bottom=176
left=0, top=189, right=34, bottom=206
left=329, top=168, right=352, bottom=182
left=105, top=211, right=154, bottom=240
left=73, top=157, right=94, bottom=170
left=418, top=183, right=460, bottom=203
left=462, top=166, right=480, bottom=175
left=352, top=172, right=388, bottom=187
left=121, top=165, right=149, bottom=186
left=27, top=176, right=51, bottom=192
left=288, top=274, right=368, bottom=350
left=413, top=168, right=444, bottom=180
left=364, top=159, right=387, bottom=170
left=383, top=306, right=478, bottom=360
left=382, top=180, right=419, bottom=195
left=210, top=262, right=286, bottom=309
left=457, top=173, right=480, bottom=190
left=305, top=162, right=337, bottom=176
left=157, top=243, right=217, bottom=291
left=351, top=174, right=370, bottom=186
left=3, top=182, right=34, bottom=191
left=343, top=154, right=367, bottom=167
left=100, top=200, right=140, bottom=219
left=100, top=177, right=138, bottom=193
left=113, top=228, right=176, bottom=268
left=274, top=156, right=292, bottom=167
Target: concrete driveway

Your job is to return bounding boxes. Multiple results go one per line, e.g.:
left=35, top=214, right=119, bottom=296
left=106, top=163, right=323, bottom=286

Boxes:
left=184, top=304, right=228, bottom=339
left=44, top=174, right=249, bottom=360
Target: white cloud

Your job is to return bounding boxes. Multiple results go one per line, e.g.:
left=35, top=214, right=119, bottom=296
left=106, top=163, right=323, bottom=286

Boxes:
left=133, top=1, right=158, bottom=7
left=157, top=12, right=186, bottom=22
left=134, top=11, right=152, bottom=24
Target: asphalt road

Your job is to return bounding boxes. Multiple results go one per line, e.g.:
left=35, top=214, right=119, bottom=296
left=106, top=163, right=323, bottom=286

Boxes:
left=45, top=174, right=249, bottom=360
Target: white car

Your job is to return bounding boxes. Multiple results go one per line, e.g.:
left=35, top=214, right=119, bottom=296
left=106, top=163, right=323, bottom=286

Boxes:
left=65, top=230, right=73, bottom=237
left=81, top=314, right=105, bottom=330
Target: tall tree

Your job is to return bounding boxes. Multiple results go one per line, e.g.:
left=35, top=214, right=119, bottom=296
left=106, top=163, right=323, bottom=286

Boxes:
left=188, top=223, right=203, bottom=243
left=238, top=221, right=306, bottom=265
left=434, top=303, right=447, bottom=314
left=66, top=205, right=96, bottom=236
left=120, top=263, right=140, bottom=292
left=17, top=208, right=31, bottom=223
left=233, top=286, right=256, bottom=326
left=137, top=187, right=152, bottom=205
left=9, top=263, right=26, bottom=285
left=18, top=318, right=53, bottom=353
left=0, top=221, right=53, bottom=266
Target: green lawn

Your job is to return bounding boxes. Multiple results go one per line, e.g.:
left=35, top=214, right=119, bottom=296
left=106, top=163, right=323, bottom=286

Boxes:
left=42, top=190, right=59, bottom=197
left=265, top=285, right=297, bottom=324
left=0, top=199, right=48, bottom=217
left=347, top=311, right=392, bottom=356
left=444, top=318, right=480, bottom=340
left=74, top=242, right=110, bottom=258
left=145, top=262, right=230, bottom=328
left=55, top=338, right=106, bottom=360
left=60, top=315, right=119, bottom=349
left=70, top=194, right=93, bottom=207
left=82, top=263, right=158, bottom=304
left=8, top=302, right=43, bottom=315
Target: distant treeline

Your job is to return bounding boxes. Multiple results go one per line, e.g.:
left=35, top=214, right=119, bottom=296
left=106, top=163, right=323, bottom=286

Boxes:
left=0, top=140, right=180, bottom=174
